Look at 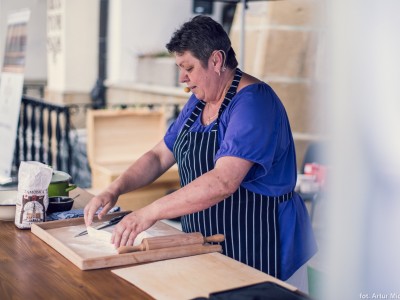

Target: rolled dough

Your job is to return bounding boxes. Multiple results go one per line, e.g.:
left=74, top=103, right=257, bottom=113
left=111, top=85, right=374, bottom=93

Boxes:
left=87, top=226, right=112, bottom=242
left=87, top=226, right=150, bottom=245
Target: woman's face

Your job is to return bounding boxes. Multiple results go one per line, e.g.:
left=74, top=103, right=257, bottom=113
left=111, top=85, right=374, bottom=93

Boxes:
left=175, top=51, right=219, bottom=102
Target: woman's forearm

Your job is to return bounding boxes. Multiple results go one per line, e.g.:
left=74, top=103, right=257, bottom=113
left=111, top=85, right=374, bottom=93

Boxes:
left=105, top=142, right=175, bottom=197
left=146, top=156, right=253, bottom=221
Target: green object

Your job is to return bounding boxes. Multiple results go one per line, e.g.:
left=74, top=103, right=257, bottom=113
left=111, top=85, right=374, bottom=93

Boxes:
left=48, top=170, right=76, bottom=197
left=308, top=265, right=324, bottom=299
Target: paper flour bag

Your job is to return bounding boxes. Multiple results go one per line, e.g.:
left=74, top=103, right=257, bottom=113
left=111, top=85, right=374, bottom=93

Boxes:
left=15, top=161, right=53, bottom=229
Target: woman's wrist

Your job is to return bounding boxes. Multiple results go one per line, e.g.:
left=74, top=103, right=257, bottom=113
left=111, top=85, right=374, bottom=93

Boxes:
left=103, top=185, right=120, bottom=202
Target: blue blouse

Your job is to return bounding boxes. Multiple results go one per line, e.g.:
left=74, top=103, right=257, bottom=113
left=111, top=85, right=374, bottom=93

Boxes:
left=165, top=82, right=296, bottom=196
left=164, top=82, right=317, bottom=280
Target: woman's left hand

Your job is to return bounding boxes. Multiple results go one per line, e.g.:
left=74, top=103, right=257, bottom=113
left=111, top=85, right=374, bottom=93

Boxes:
left=111, top=208, right=156, bottom=248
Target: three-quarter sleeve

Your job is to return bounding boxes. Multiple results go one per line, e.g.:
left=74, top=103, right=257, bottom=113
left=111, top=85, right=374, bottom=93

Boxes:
left=215, top=84, right=292, bottom=184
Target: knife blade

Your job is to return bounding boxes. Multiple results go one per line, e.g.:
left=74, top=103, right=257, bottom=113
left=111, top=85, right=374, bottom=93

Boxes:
left=74, top=214, right=127, bottom=237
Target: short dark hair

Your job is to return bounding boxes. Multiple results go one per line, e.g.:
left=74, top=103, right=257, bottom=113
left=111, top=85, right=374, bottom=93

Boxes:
left=166, top=15, right=238, bottom=69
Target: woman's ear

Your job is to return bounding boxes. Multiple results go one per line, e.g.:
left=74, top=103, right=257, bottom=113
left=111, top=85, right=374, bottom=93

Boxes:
left=211, top=50, right=223, bottom=72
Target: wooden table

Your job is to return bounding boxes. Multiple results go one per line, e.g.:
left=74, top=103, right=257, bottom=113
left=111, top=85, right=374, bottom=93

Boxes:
left=0, top=187, right=154, bottom=299
left=0, top=188, right=297, bottom=299
left=0, top=220, right=155, bottom=299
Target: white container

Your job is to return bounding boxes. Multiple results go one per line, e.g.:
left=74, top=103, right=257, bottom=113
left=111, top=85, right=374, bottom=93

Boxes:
left=296, top=174, right=320, bottom=194
left=0, top=190, right=17, bottom=221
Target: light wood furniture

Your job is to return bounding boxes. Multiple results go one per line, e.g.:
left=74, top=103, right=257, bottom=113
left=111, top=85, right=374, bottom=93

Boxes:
left=0, top=188, right=299, bottom=299
left=0, top=188, right=152, bottom=299
left=0, top=220, right=154, bottom=299
left=86, top=108, right=180, bottom=211
left=113, top=252, right=298, bottom=300
left=31, top=214, right=221, bottom=271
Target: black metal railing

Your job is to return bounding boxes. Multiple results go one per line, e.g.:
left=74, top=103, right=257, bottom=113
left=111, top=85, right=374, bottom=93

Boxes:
left=11, top=98, right=181, bottom=187
left=13, top=95, right=72, bottom=176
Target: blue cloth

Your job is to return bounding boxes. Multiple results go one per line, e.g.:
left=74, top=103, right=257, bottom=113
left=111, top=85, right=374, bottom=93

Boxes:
left=174, top=69, right=287, bottom=278
left=164, top=81, right=317, bottom=280
left=165, top=83, right=296, bottom=196
left=46, top=206, right=121, bottom=221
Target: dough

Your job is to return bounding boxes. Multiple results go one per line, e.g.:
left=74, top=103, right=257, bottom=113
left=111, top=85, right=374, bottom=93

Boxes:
left=87, top=226, right=150, bottom=245
left=87, top=226, right=112, bottom=242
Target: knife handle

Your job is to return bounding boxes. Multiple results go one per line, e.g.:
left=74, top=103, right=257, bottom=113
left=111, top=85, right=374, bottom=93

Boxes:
left=98, top=213, right=127, bottom=229
left=108, top=214, right=124, bottom=225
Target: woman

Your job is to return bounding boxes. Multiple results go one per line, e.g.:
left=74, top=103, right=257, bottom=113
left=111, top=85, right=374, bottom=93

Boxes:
left=84, top=15, right=317, bottom=291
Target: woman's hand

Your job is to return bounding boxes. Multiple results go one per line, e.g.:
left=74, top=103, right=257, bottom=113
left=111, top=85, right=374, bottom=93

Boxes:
left=111, top=208, right=157, bottom=248
left=84, top=190, right=119, bottom=226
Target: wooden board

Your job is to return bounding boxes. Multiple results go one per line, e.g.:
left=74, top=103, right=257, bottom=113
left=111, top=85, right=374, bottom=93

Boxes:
left=86, top=108, right=166, bottom=166
left=112, top=252, right=298, bottom=300
left=31, top=212, right=221, bottom=270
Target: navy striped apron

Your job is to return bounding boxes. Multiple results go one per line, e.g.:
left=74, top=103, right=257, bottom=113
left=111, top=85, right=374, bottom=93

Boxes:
left=173, top=68, right=292, bottom=278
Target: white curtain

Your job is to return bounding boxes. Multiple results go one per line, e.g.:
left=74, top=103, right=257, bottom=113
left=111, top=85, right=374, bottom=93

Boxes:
left=322, top=0, right=400, bottom=298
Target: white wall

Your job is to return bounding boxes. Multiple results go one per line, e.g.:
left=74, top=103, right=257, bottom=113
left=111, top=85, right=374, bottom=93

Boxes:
left=0, top=0, right=47, bottom=81
left=46, top=0, right=99, bottom=92
left=323, top=0, right=400, bottom=298
left=107, top=0, right=225, bottom=83
left=1, top=0, right=225, bottom=88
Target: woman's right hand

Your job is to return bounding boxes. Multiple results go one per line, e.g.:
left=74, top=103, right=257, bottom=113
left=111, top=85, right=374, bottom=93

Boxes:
left=84, top=190, right=119, bottom=227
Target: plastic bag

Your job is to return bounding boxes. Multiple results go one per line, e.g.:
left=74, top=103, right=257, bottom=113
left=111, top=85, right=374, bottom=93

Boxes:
left=14, top=161, right=53, bottom=229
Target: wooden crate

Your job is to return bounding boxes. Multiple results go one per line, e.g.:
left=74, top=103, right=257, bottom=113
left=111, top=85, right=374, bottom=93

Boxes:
left=86, top=108, right=180, bottom=210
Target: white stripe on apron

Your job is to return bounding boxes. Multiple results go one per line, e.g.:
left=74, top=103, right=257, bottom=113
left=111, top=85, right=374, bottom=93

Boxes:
left=173, top=69, right=292, bottom=278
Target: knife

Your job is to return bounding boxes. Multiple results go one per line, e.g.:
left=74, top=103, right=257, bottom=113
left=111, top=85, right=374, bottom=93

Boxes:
left=74, top=214, right=127, bottom=237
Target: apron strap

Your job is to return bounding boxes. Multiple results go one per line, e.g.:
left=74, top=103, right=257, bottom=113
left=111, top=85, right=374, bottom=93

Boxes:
left=181, top=68, right=243, bottom=135
left=212, top=68, right=243, bottom=131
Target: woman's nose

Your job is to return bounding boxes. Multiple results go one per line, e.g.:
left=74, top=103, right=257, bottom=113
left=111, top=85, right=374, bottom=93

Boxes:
left=179, top=70, right=188, bottom=83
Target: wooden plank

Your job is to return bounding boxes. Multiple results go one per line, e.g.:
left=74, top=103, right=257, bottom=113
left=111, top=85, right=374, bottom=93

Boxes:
left=32, top=220, right=87, bottom=269
left=33, top=211, right=128, bottom=230
left=112, top=253, right=298, bottom=300
left=82, top=244, right=221, bottom=270
left=31, top=215, right=221, bottom=271
left=70, top=187, right=95, bottom=209
left=31, top=212, right=131, bottom=270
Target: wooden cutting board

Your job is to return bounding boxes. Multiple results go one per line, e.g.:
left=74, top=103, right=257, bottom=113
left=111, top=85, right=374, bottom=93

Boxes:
left=112, top=253, right=297, bottom=300
left=31, top=212, right=221, bottom=270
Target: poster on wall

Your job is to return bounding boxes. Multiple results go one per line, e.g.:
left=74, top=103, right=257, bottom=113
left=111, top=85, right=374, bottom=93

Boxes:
left=0, top=9, right=31, bottom=184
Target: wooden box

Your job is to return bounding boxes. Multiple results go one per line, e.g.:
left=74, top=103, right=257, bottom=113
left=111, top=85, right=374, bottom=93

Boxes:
left=86, top=108, right=180, bottom=210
